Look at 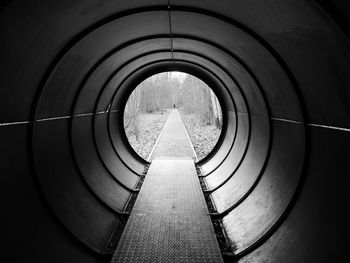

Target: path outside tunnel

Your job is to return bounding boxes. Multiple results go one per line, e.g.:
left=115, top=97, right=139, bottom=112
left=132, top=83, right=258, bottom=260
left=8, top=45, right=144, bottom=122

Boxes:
left=112, top=110, right=223, bottom=262
left=148, top=109, right=197, bottom=161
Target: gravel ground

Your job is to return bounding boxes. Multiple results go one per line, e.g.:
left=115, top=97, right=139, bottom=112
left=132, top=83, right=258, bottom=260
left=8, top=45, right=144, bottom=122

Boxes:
left=125, top=110, right=170, bottom=160
left=180, top=112, right=221, bottom=161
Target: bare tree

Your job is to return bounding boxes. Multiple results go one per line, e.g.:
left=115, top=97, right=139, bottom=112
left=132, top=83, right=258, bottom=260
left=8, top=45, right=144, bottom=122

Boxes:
left=124, top=85, right=141, bottom=140
left=178, top=74, right=222, bottom=129
left=210, top=89, right=222, bottom=129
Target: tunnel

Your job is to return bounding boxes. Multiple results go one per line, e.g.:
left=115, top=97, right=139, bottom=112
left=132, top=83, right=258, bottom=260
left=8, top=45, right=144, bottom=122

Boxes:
left=1, top=1, right=350, bottom=262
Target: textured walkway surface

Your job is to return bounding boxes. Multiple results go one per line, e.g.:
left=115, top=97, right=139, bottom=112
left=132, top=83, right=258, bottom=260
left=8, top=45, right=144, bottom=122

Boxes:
left=111, top=159, right=223, bottom=263
left=148, top=109, right=196, bottom=161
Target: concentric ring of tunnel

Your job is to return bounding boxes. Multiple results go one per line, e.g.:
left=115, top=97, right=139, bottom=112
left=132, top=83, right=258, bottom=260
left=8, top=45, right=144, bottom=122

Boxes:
left=2, top=1, right=350, bottom=262
left=30, top=8, right=305, bottom=256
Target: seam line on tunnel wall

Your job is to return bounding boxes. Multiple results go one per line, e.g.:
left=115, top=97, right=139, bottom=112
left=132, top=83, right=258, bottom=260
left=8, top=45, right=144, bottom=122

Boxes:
left=0, top=112, right=112, bottom=126
left=0, top=120, right=31, bottom=126
left=272, top=118, right=350, bottom=132
left=36, top=116, right=72, bottom=122
left=270, top=117, right=303, bottom=124
left=308, top=123, right=350, bottom=132
left=168, top=0, right=174, bottom=60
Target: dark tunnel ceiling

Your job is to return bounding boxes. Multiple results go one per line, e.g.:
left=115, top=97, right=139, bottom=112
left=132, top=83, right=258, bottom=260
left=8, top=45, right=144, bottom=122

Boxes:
left=1, top=1, right=350, bottom=262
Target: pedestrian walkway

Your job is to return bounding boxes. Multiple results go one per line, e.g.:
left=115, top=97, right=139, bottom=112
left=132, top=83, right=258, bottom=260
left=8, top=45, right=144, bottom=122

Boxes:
left=111, top=159, right=223, bottom=262
left=111, top=109, right=223, bottom=262
left=148, top=109, right=197, bottom=161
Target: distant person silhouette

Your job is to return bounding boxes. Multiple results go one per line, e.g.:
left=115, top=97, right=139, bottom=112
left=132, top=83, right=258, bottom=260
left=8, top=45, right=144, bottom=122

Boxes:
left=173, top=104, right=176, bottom=109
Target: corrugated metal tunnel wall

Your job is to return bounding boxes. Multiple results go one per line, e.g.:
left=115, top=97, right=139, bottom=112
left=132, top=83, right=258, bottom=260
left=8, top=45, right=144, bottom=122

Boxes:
left=1, top=1, right=350, bottom=262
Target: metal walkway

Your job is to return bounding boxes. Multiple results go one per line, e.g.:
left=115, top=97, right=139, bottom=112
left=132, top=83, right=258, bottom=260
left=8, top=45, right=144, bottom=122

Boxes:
left=148, top=109, right=197, bottom=161
left=111, top=110, right=223, bottom=263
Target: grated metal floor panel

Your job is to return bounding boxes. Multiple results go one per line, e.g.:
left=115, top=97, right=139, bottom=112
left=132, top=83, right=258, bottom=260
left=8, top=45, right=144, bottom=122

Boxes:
left=111, top=159, right=223, bottom=263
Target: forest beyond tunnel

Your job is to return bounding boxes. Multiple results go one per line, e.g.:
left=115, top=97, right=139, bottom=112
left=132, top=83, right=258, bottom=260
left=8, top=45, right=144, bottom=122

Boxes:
left=123, top=72, right=223, bottom=161
left=1, top=1, right=350, bottom=262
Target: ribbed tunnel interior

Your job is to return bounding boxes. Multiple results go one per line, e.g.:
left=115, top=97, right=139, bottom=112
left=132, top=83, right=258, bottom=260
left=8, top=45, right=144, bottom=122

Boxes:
left=1, top=1, right=350, bottom=262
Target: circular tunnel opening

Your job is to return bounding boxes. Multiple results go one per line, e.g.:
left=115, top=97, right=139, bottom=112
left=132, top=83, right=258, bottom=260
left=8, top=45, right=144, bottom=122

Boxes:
left=122, top=71, right=223, bottom=162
